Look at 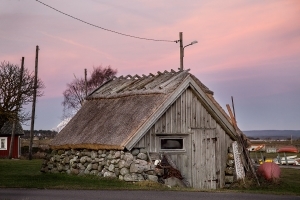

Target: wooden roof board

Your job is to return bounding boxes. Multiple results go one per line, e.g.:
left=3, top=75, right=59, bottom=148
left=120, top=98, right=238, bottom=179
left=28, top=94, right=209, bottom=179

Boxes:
left=87, top=70, right=193, bottom=100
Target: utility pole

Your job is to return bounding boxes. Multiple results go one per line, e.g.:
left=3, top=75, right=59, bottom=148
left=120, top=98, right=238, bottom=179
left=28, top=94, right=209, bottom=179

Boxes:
left=29, top=46, right=39, bottom=160
left=84, top=68, right=87, bottom=97
left=8, top=57, right=24, bottom=159
left=179, top=32, right=197, bottom=71
left=179, top=32, right=183, bottom=71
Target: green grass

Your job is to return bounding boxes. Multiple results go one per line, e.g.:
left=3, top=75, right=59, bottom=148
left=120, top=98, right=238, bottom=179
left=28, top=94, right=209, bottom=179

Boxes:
left=228, top=168, right=300, bottom=196
left=0, top=159, right=165, bottom=190
left=0, top=159, right=300, bottom=195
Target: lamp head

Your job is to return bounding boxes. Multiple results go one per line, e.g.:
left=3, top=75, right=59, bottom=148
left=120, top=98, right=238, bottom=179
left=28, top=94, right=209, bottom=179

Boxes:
left=191, top=40, right=198, bottom=45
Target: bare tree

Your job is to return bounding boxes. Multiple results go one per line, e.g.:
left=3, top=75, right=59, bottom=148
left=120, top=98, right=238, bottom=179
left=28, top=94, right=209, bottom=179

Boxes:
left=0, top=61, right=44, bottom=158
left=0, top=61, right=44, bottom=124
left=62, top=65, right=117, bottom=118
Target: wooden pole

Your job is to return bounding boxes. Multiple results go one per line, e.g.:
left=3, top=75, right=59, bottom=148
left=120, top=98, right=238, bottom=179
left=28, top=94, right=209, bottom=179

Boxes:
left=8, top=57, right=24, bottom=159
left=84, top=68, right=87, bottom=97
left=226, top=104, right=260, bottom=186
left=179, top=32, right=183, bottom=71
left=29, top=46, right=39, bottom=160
left=8, top=121, right=16, bottom=159
left=231, top=96, right=236, bottom=120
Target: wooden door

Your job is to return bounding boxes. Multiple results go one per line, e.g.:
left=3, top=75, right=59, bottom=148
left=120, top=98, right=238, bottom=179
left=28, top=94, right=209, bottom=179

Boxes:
left=158, top=134, right=193, bottom=187
left=192, top=129, right=218, bottom=189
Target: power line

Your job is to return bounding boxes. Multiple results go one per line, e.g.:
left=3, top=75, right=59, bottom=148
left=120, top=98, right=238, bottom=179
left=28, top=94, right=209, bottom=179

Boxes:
left=35, top=0, right=177, bottom=43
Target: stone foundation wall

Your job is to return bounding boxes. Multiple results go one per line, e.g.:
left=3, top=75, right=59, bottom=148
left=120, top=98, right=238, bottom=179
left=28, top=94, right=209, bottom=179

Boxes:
left=41, top=148, right=159, bottom=182
left=225, top=146, right=235, bottom=186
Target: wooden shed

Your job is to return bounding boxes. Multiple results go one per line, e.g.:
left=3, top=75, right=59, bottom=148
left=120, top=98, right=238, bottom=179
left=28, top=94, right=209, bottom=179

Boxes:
left=0, top=120, right=24, bottom=158
left=51, top=69, right=241, bottom=189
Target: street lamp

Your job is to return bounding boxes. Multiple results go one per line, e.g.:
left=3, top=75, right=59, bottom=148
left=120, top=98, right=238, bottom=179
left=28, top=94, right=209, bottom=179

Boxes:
left=179, top=32, right=198, bottom=71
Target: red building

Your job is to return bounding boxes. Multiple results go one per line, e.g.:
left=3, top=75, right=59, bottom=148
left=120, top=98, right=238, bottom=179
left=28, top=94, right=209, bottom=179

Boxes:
left=0, top=121, right=24, bottom=158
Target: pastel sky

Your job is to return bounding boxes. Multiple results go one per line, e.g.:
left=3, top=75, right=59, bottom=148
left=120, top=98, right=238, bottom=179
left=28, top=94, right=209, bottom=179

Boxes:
left=1, top=0, right=300, bottom=131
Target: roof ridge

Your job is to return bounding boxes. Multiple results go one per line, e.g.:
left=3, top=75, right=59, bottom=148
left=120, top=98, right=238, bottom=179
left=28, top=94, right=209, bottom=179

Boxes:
left=112, top=69, right=189, bottom=81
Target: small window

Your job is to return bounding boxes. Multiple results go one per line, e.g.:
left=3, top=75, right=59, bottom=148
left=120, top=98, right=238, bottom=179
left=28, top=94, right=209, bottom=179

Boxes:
left=160, top=138, right=184, bottom=150
left=0, top=137, right=7, bottom=150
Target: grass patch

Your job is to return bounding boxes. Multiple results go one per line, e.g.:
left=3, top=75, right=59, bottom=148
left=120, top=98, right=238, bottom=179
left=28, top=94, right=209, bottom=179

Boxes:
left=0, top=159, right=165, bottom=190
left=229, top=168, right=300, bottom=196
left=0, top=159, right=300, bottom=195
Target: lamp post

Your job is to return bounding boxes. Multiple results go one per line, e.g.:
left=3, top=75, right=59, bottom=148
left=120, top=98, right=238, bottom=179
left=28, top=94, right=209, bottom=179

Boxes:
left=179, top=32, right=198, bottom=70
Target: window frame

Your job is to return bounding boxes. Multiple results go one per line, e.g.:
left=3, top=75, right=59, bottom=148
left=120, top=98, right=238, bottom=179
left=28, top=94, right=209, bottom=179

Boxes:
left=158, top=136, right=186, bottom=152
left=0, top=137, right=7, bottom=150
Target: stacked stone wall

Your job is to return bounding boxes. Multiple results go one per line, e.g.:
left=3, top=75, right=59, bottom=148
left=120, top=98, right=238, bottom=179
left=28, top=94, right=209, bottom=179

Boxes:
left=41, top=148, right=158, bottom=182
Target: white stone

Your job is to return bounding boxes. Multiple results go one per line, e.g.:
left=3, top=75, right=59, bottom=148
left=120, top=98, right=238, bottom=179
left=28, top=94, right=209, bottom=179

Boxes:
left=108, top=164, right=115, bottom=172
left=91, top=151, right=97, bottom=159
left=104, top=171, right=116, bottom=178
left=118, top=160, right=126, bottom=168
left=120, top=167, right=129, bottom=176
left=86, top=163, right=92, bottom=171
left=137, top=153, right=147, bottom=160
left=124, top=153, right=134, bottom=161
left=124, top=174, right=132, bottom=182
left=114, top=151, right=121, bottom=159
left=130, top=163, right=144, bottom=173
left=80, top=156, right=87, bottom=163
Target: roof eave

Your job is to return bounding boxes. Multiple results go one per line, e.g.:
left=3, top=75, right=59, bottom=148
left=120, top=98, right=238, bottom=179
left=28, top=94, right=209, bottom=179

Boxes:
left=50, top=143, right=124, bottom=150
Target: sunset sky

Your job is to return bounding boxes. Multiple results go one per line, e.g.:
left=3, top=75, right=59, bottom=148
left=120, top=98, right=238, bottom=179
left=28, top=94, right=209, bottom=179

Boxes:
left=1, top=0, right=300, bottom=131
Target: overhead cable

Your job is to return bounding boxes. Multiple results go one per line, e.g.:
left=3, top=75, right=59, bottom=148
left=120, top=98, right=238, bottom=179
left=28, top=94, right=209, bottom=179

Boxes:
left=36, top=0, right=177, bottom=43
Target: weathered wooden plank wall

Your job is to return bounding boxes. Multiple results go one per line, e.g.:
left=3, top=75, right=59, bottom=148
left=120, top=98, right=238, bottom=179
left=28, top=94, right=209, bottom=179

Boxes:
left=134, top=87, right=234, bottom=189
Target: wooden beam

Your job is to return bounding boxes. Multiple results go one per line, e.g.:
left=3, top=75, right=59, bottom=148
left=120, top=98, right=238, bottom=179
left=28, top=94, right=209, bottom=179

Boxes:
left=226, top=104, right=237, bottom=131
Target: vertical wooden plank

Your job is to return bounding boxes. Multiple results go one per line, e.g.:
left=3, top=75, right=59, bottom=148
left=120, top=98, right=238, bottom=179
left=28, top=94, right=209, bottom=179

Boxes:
left=186, top=89, right=192, bottom=131
left=155, top=117, right=162, bottom=133
left=176, top=95, right=181, bottom=133
left=144, top=130, right=150, bottom=151
left=187, top=134, right=192, bottom=185
left=191, top=132, right=195, bottom=188
left=216, top=125, right=223, bottom=188
left=207, top=112, right=211, bottom=128
left=161, top=113, right=166, bottom=133
left=205, top=110, right=210, bottom=128
left=200, top=129, right=206, bottom=188
left=206, top=130, right=210, bottom=189
left=191, top=131, right=196, bottom=188
left=181, top=90, right=186, bottom=133
left=165, top=106, right=171, bottom=133
left=196, top=99, right=202, bottom=128
left=201, top=104, right=206, bottom=128
left=149, top=126, right=156, bottom=152
left=191, top=92, right=197, bottom=128
left=212, top=129, right=217, bottom=189
left=172, top=101, right=177, bottom=133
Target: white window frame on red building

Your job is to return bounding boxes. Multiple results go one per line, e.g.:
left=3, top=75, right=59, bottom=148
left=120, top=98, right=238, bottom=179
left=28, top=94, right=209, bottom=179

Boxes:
left=0, top=137, right=7, bottom=150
